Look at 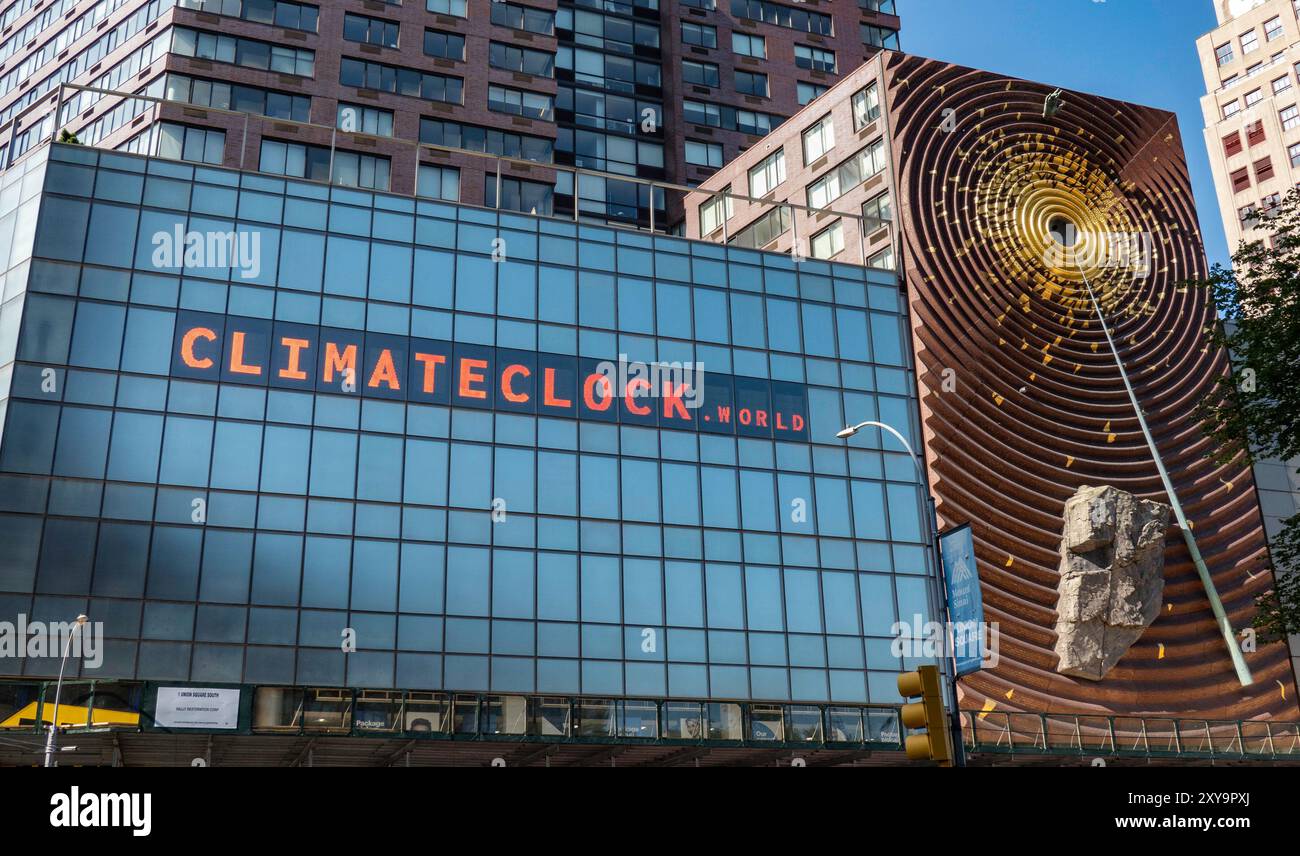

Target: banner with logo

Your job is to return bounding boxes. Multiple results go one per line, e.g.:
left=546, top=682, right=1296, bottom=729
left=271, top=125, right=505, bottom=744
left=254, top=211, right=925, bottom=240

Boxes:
left=939, top=523, right=985, bottom=676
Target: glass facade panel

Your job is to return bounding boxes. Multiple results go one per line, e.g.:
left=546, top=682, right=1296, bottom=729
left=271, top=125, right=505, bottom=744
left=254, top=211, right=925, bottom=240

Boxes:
left=0, top=146, right=932, bottom=708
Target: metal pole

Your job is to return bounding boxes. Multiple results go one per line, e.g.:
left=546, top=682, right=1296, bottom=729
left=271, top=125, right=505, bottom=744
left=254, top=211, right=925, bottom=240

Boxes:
left=44, top=616, right=86, bottom=768
left=572, top=167, right=579, bottom=222
left=837, top=420, right=965, bottom=766
left=52, top=83, right=66, bottom=148
left=495, top=157, right=502, bottom=209
left=721, top=193, right=729, bottom=244
left=788, top=202, right=799, bottom=260
left=240, top=113, right=249, bottom=171
left=327, top=127, right=337, bottom=186
left=413, top=144, right=421, bottom=198
left=1077, top=266, right=1253, bottom=686
left=648, top=181, right=655, bottom=233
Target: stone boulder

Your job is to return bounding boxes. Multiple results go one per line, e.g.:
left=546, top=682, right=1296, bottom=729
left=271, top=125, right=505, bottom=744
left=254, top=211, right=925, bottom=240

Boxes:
left=1053, top=485, right=1171, bottom=680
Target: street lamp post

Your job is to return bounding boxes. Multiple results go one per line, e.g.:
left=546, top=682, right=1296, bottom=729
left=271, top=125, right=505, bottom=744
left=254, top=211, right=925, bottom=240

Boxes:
left=836, top=421, right=965, bottom=766
left=44, top=614, right=89, bottom=768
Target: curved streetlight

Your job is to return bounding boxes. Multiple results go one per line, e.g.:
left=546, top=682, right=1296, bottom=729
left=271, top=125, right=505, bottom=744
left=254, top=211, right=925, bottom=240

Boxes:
left=836, top=420, right=925, bottom=478
left=44, top=614, right=89, bottom=768
left=835, top=420, right=965, bottom=766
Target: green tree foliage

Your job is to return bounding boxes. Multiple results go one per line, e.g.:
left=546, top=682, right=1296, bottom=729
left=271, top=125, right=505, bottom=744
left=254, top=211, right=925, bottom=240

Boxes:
left=1192, top=189, right=1300, bottom=642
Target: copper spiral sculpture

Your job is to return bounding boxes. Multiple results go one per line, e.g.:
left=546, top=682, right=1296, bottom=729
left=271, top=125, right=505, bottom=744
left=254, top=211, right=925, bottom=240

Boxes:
left=885, top=53, right=1298, bottom=720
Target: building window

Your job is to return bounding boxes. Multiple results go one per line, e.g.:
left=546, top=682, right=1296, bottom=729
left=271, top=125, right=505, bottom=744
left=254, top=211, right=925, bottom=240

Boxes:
left=683, top=60, right=720, bottom=88
left=699, top=188, right=733, bottom=235
left=1216, top=42, right=1235, bottom=66
left=730, top=0, right=834, bottom=36
left=490, top=2, right=555, bottom=35
left=163, top=74, right=310, bottom=122
left=736, top=71, right=768, bottom=97
left=489, top=42, right=555, bottom=77
left=421, top=119, right=553, bottom=162
left=1223, top=130, right=1243, bottom=157
left=798, top=81, right=828, bottom=105
left=489, top=85, right=553, bottom=120
left=795, top=45, right=835, bottom=72
left=1254, top=155, right=1274, bottom=181
left=685, top=140, right=724, bottom=167
left=417, top=164, right=460, bottom=201
left=1247, top=120, right=1266, bottom=146
left=156, top=122, right=225, bottom=165
left=861, top=0, right=896, bottom=11
left=1230, top=165, right=1251, bottom=192
left=1289, top=141, right=1300, bottom=166
left=862, top=191, right=891, bottom=231
left=485, top=176, right=554, bottom=215
left=682, top=0, right=716, bottom=8
left=426, top=0, right=467, bottom=16
left=729, top=206, right=790, bottom=249
left=1265, top=16, right=1284, bottom=41
left=1281, top=104, right=1300, bottom=130
left=337, top=104, right=394, bottom=137
left=682, top=22, right=718, bottom=49
left=424, top=29, right=466, bottom=61
left=802, top=115, right=834, bottom=164
left=860, top=24, right=899, bottom=49
left=179, top=0, right=319, bottom=32
left=340, top=58, right=463, bottom=104
left=748, top=148, right=786, bottom=197
left=558, top=128, right=663, bottom=172
left=1261, top=192, right=1282, bottom=214
left=732, top=32, right=766, bottom=58
left=1223, top=100, right=1241, bottom=119
left=172, top=27, right=316, bottom=77
left=868, top=245, right=894, bottom=269
left=260, top=140, right=391, bottom=189
left=1245, top=87, right=1263, bottom=107
left=683, top=101, right=779, bottom=135
left=1239, top=203, right=1259, bottom=224
left=1274, top=75, right=1292, bottom=95
left=852, top=82, right=881, bottom=129
left=810, top=220, right=844, bottom=259
left=1242, top=29, right=1259, bottom=55
left=343, top=13, right=399, bottom=48
left=806, top=138, right=886, bottom=208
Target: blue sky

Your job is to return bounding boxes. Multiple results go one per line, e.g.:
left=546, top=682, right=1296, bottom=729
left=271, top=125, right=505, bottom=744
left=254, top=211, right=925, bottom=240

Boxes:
left=904, top=0, right=1231, bottom=268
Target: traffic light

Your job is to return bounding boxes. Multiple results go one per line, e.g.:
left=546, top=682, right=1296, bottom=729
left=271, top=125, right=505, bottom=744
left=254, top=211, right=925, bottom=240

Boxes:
left=897, top=665, right=953, bottom=765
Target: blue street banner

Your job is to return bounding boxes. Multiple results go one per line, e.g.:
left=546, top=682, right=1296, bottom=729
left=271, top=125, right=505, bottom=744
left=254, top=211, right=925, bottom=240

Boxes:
left=939, top=523, right=985, bottom=676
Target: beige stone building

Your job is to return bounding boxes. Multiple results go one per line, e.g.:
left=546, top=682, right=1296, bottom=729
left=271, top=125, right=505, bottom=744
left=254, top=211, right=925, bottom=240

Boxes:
left=1198, top=0, right=1300, bottom=685
left=1197, top=0, right=1300, bottom=250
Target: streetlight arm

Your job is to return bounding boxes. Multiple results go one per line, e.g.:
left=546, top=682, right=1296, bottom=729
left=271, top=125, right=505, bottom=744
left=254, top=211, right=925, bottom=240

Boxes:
left=839, top=420, right=924, bottom=481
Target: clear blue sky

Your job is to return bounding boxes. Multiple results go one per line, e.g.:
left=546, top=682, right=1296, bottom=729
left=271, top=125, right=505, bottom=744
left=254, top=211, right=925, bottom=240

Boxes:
left=904, top=0, right=1230, bottom=268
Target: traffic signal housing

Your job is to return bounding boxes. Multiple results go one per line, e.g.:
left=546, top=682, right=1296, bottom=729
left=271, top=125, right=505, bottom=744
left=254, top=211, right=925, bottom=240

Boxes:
left=897, top=665, right=953, bottom=765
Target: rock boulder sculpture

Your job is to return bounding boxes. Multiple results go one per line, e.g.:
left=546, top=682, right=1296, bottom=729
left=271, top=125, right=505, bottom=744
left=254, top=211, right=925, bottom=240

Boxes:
left=1053, top=485, right=1171, bottom=680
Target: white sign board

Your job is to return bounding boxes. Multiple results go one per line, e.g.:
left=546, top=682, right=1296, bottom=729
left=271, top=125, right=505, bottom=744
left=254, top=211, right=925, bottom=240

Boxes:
left=155, top=687, right=240, bottom=729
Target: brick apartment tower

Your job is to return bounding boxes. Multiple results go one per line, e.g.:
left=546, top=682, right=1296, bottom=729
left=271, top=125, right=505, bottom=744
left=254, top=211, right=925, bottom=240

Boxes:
left=0, top=0, right=900, bottom=229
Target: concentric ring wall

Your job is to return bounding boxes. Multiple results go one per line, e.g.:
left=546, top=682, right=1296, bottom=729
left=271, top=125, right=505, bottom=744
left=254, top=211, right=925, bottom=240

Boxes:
left=884, top=53, right=1299, bottom=719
